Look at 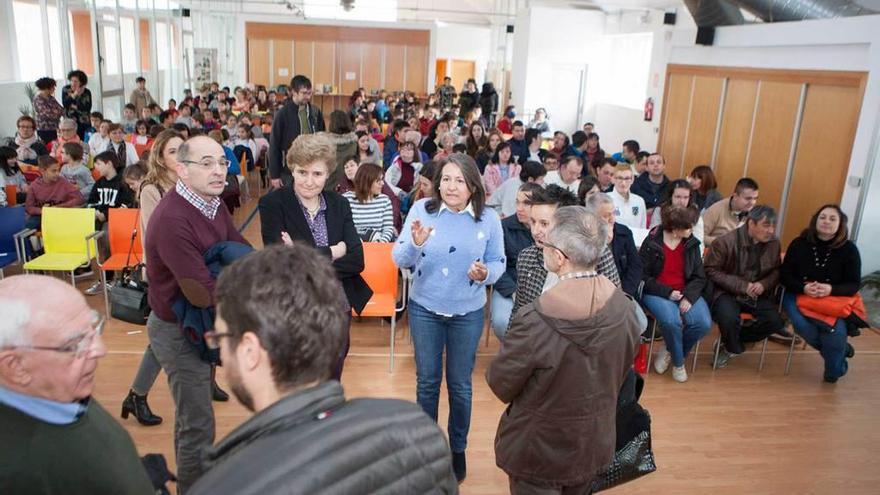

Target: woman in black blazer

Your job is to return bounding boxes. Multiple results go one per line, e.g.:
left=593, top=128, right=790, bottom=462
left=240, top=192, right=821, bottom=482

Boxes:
left=259, top=134, right=372, bottom=380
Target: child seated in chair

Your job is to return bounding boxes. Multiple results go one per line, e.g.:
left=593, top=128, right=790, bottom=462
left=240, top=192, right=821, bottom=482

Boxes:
left=60, top=141, right=94, bottom=199
left=83, top=151, right=135, bottom=296
left=24, top=156, right=83, bottom=231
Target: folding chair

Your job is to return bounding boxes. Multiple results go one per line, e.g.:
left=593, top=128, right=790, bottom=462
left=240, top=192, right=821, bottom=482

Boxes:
left=238, top=152, right=251, bottom=203
left=711, top=313, right=769, bottom=371
left=97, top=208, right=143, bottom=316
left=0, top=206, right=26, bottom=278
left=4, top=185, right=17, bottom=206
left=18, top=207, right=104, bottom=305
left=355, top=242, right=405, bottom=372
left=645, top=311, right=701, bottom=377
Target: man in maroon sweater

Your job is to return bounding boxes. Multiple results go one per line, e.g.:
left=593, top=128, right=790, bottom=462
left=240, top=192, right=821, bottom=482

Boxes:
left=144, top=135, right=248, bottom=493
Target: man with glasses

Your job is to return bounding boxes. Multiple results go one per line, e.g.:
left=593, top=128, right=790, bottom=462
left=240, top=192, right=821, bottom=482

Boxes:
left=145, top=135, right=250, bottom=493
left=2, top=115, right=49, bottom=165
left=188, top=244, right=457, bottom=494
left=268, top=75, right=325, bottom=189
left=0, top=275, right=154, bottom=494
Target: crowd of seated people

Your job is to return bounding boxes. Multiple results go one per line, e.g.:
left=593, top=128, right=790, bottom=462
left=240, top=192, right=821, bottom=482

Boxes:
left=0, top=69, right=867, bottom=495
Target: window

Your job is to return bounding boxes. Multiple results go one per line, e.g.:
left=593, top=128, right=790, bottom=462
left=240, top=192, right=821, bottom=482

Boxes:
left=12, top=0, right=47, bottom=81
left=120, top=16, right=137, bottom=74
left=592, top=33, right=653, bottom=110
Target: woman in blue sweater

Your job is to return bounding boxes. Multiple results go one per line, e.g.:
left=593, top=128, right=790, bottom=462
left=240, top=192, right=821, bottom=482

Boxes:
left=393, top=153, right=504, bottom=483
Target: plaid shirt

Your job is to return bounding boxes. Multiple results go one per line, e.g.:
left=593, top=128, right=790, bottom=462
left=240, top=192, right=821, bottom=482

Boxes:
left=510, top=245, right=621, bottom=331
left=176, top=181, right=222, bottom=220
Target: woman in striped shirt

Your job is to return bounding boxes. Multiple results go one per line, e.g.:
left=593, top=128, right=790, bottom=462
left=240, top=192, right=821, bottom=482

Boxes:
left=343, top=163, right=397, bottom=242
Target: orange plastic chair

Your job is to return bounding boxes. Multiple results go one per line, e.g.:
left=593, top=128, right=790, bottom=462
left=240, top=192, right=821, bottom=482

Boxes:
left=354, top=242, right=402, bottom=372
left=101, top=208, right=143, bottom=271
left=5, top=185, right=17, bottom=206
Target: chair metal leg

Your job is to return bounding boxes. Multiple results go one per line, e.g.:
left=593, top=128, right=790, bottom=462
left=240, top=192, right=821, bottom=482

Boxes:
left=484, top=286, right=493, bottom=347
left=757, top=337, right=769, bottom=372
left=691, top=340, right=700, bottom=375
left=389, top=313, right=396, bottom=373
left=712, top=338, right=721, bottom=370
left=70, top=270, right=75, bottom=286
left=101, top=270, right=110, bottom=317
left=645, top=319, right=657, bottom=376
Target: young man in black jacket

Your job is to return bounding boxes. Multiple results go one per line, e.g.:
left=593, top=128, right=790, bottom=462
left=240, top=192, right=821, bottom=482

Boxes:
left=189, top=245, right=457, bottom=495
left=268, top=75, right=325, bottom=189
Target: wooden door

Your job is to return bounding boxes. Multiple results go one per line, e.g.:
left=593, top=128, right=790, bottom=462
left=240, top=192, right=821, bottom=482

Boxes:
left=658, top=73, right=693, bottom=177
left=782, top=84, right=863, bottom=244
left=384, top=44, right=405, bottom=92
left=248, top=39, right=270, bottom=87
left=745, top=81, right=802, bottom=212
left=313, top=41, right=336, bottom=90
left=713, top=79, right=758, bottom=195
left=406, top=45, right=427, bottom=93
left=681, top=76, right=724, bottom=178
left=435, top=59, right=448, bottom=89
left=271, top=40, right=292, bottom=88
left=450, top=59, right=475, bottom=89
left=362, top=44, right=383, bottom=94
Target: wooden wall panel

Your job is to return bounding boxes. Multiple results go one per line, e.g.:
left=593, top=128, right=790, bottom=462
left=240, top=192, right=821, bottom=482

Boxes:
left=362, top=44, right=383, bottom=94
left=405, top=45, right=427, bottom=93
left=681, top=76, right=724, bottom=178
left=313, top=41, right=336, bottom=88
left=293, top=41, right=313, bottom=81
left=435, top=59, right=448, bottom=88
left=658, top=73, right=693, bottom=177
left=782, top=84, right=862, bottom=244
left=248, top=39, right=270, bottom=88
left=271, top=40, right=292, bottom=88
left=384, top=44, right=405, bottom=92
left=71, top=12, right=95, bottom=75
left=450, top=59, right=475, bottom=88
left=246, top=23, right=429, bottom=46
left=339, top=42, right=362, bottom=95
left=139, top=20, right=151, bottom=72
left=745, top=81, right=802, bottom=211
left=714, top=79, right=758, bottom=195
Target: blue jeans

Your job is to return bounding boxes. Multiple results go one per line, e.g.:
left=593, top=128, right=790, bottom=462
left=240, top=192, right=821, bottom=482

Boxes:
left=782, top=293, right=848, bottom=380
left=490, top=289, right=514, bottom=340
left=408, top=299, right=484, bottom=453
left=642, top=294, right=712, bottom=367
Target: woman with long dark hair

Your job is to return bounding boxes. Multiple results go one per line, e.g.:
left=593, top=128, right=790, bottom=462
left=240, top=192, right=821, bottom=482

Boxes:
left=688, top=165, right=722, bottom=211
left=392, top=153, right=504, bottom=483
left=781, top=204, right=864, bottom=383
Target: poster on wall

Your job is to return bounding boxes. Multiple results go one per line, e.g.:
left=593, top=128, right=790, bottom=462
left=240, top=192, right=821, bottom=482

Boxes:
left=193, top=48, right=218, bottom=88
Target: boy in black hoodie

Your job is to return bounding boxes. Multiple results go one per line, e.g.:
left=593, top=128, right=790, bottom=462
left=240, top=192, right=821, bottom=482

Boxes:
left=84, top=150, right=135, bottom=295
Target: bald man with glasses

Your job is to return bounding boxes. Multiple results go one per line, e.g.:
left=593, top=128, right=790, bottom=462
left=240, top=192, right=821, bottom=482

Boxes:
left=0, top=275, right=154, bottom=494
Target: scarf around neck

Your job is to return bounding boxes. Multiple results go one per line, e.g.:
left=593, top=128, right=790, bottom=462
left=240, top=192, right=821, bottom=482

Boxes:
left=15, top=133, right=39, bottom=161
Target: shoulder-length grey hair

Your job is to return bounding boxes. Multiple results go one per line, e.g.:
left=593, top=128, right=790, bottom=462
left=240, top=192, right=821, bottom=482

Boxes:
left=547, top=205, right=607, bottom=270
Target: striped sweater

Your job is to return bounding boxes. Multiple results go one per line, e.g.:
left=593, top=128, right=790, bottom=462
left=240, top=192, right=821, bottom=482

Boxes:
left=342, top=192, right=396, bottom=242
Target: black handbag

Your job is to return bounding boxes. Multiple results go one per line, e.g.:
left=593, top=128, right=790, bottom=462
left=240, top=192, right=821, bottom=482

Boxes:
left=109, top=212, right=151, bottom=325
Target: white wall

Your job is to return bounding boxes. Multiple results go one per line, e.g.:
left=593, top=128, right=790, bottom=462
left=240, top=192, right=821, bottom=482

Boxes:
left=668, top=14, right=880, bottom=275
left=435, top=23, right=492, bottom=86
left=0, top=81, right=32, bottom=136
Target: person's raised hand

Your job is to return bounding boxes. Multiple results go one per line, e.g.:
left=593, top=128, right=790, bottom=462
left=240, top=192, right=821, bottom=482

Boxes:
left=411, top=220, right=433, bottom=247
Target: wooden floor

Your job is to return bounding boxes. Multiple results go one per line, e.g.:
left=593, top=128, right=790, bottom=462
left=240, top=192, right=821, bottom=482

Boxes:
left=28, top=188, right=880, bottom=493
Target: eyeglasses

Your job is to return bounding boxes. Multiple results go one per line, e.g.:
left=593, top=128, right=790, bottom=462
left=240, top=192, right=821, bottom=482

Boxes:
left=6, top=312, right=105, bottom=359
left=543, top=242, right=569, bottom=260
left=204, top=331, right=234, bottom=348
left=182, top=158, right=231, bottom=171
left=17, top=124, right=34, bottom=130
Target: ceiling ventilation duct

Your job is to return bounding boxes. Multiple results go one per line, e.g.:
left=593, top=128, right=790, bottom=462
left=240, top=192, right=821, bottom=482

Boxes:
left=683, top=0, right=877, bottom=27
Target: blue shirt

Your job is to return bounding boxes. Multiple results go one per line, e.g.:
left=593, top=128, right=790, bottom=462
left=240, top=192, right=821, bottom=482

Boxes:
left=393, top=198, right=505, bottom=315
left=0, top=386, right=85, bottom=425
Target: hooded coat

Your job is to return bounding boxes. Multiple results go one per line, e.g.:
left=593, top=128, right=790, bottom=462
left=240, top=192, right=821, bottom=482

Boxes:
left=479, top=82, right=499, bottom=125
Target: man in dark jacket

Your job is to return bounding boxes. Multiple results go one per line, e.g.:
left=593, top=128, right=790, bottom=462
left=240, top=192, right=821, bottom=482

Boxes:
left=479, top=82, right=498, bottom=127
left=704, top=205, right=786, bottom=367
left=268, top=75, right=325, bottom=189
left=491, top=182, right=541, bottom=339
left=189, top=245, right=457, bottom=495
left=631, top=152, right=670, bottom=217
left=507, top=121, right=528, bottom=163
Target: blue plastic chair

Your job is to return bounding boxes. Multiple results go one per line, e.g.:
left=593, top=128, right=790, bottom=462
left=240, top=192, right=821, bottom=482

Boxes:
left=0, top=206, right=26, bottom=278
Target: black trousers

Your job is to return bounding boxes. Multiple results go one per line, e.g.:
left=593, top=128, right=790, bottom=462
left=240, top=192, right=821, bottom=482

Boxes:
left=711, top=294, right=784, bottom=354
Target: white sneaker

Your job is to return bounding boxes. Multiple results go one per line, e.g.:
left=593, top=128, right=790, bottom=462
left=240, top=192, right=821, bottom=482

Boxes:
left=654, top=347, right=671, bottom=374
left=84, top=281, right=109, bottom=296
left=672, top=365, right=688, bottom=383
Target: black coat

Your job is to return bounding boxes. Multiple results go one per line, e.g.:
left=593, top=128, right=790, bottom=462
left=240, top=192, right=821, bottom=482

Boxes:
left=268, top=101, right=325, bottom=183
left=495, top=215, right=534, bottom=298
left=610, top=223, right=643, bottom=297
left=639, top=226, right=708, bottom=305
left=191, top=382, right=458, bottom=495
left=479, top=83, right=499, bottom=121
left=459, top=90, right=479, bottom=115
left=630, top=173, right=670, bottom=210
left=259, top=188, right=372, bottom=313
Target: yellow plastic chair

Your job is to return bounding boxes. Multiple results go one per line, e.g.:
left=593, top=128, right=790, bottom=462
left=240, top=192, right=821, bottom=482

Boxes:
left=20, top=207, right=105, bottom=299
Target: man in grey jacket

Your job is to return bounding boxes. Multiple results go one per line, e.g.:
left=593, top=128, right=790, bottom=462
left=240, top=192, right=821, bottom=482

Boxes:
left=189, top=244, right=457, bottom=495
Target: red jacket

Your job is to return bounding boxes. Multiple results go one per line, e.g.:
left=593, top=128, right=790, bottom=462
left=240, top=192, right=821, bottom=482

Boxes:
left=25, top=177, right=83, bottom=216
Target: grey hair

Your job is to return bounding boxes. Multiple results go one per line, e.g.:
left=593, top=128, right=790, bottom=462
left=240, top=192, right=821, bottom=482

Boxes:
left=440, top=132, right=457, bottom=147
left=747, top=205, right=777, bottom=225
left=0, top=300, right=31, bottom=348
left=587, top=192, right=614, bottom=209
left=58, top=118, right=77, bottom=130
left=547, top=205, right=607, bottom=270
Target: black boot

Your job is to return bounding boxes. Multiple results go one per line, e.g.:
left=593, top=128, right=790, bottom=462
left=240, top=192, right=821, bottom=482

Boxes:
left=211, top=366, right=229, bottom=402
left=121, top=390, right=163, bottom=426
left=452, top=451, right=466, bottom=483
